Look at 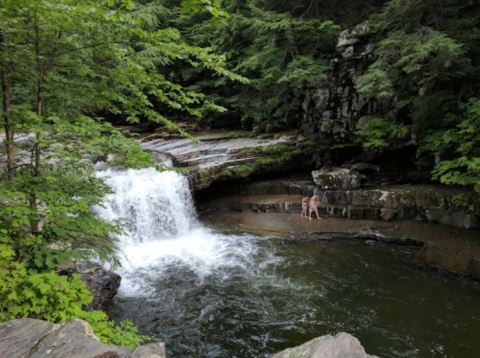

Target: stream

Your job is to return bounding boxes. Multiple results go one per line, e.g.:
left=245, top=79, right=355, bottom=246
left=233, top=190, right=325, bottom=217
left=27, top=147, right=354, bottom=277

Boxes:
left=95, top=168, right=480, bottom=358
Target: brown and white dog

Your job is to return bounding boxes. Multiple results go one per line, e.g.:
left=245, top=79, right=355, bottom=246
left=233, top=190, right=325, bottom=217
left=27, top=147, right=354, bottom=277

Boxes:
left=308, top=194, right=320, bottom=220
left=301, top=196, right=309, bottom=219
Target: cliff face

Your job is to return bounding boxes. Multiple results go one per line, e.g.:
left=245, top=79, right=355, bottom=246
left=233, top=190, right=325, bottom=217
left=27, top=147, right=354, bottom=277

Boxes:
left=302, top=22, right=376, bottom=143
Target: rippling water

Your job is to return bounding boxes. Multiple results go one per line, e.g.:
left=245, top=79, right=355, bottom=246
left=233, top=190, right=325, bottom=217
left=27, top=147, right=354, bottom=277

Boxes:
left=96, top=168, right=480, bottom=357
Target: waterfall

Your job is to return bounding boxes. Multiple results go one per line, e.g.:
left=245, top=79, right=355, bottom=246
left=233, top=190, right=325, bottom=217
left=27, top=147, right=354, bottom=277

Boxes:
left=95, top=168, right=196, bottom=242
left=95, top=168, right=267, bottom=297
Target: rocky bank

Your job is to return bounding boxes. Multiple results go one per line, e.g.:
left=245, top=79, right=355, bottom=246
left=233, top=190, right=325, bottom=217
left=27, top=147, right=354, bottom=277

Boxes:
left=0, top=318, right=376, bottom=358
left=0, top=319, right=166, bottom=358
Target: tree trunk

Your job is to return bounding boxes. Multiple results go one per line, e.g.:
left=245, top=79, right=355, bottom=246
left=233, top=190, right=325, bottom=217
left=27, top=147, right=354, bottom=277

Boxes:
left=0, top=30, right=15, bottom=181
left=2, top=70, right=14, bottom=180
left=29, top=19, right=43, bottom=235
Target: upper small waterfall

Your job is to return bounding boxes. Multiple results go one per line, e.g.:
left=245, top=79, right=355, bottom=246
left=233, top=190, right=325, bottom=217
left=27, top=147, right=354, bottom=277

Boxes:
left=95, top=167, right=196, bottom=242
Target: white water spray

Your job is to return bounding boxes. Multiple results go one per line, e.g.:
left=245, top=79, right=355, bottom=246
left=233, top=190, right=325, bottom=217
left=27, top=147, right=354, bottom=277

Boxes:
left=95, top=168, right=267, bottom=296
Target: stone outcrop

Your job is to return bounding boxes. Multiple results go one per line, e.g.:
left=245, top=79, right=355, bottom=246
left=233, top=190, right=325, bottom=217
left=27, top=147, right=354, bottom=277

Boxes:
left=0, top=319, right=166, bottom=358
left=273, top=332, right=378, bottom=358
left=199, top=175, right=480, bottom=229
left=302, top=22, right=375, bottom=143
left=76, top=262, right=121, bottom=311
left=312, top=168, right=362, bottom=190
left=142, top=132, right=303, bottom=190
left=315, top=186, right=479, bottom=228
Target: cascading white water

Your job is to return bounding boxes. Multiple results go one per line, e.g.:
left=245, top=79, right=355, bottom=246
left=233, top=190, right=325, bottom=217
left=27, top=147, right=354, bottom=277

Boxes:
left=96, top=168, right=196, bottom=241
left=95, top=168, right=268, bottom=296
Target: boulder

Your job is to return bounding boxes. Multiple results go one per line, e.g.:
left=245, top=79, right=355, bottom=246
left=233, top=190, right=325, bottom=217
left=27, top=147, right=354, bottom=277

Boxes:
left=76, top=262, right=121, bottom=310
left=273, top=332, right=378, bottom=358
left=0, top=319, right=166, bottom=358
left=312, top=168, right=362, bottom=190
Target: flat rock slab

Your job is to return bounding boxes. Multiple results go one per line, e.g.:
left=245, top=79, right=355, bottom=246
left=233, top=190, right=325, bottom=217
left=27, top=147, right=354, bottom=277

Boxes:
left=141, top=134, right=297, bottom=190
left=0, top=319, right=166, bottom=358
left=273, top=332, right=378, bottom=358
left=200, top=211, right=480, bottom=274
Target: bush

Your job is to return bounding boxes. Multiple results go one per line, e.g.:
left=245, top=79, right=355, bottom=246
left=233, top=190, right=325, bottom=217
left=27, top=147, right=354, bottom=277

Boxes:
left=0, top=243, right=147, bottom=349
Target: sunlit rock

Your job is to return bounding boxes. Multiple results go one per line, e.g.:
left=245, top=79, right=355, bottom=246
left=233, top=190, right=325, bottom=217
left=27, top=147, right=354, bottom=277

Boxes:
left=273, top=332, right=378, bottom=358
left=0, top=319, right=166, bottom=358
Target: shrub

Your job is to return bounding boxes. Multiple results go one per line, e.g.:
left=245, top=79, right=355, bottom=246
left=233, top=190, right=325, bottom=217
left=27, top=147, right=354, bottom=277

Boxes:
left=0, top=242, right=147, bottom=349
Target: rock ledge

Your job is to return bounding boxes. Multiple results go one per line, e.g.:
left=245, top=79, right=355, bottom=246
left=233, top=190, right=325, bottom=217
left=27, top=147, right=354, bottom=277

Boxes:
left=0, top=318, right=166, bottom=358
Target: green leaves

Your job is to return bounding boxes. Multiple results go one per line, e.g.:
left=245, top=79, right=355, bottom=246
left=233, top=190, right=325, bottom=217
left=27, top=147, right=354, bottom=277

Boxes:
left=181, top=0, right=230, bottom=19
left=355, top=63, right=394, bottom=101
left=181, top=1, right=340, bottom=130
left=427, top=99, right=480, bottom=193
left=355, top=117, right=409, bottom=150
left=0, top=252, right=147, bottom=348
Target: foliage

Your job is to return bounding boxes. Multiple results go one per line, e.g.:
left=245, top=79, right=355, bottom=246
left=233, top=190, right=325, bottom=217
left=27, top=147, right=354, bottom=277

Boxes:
left=167, top=0, right=340, bottom=131
left=0, top=240, right=147, bottom=348
left=353, top=0, right=480, bottom=191
left=356, top=117, right=409, bottom=150
left=425, top=99, right=480, bottom=193
left=0, top=0, right=245, bottom=266
left=0, top=0, right=243, bottom=348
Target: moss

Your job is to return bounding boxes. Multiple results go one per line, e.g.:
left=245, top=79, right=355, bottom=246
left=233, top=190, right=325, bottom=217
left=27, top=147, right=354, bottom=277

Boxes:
left=237, top=142, right=315, bottom=168
left=193, top=130, right=252, bottom=139
left=450, top=193, right=480, bottom=214
left=230, top=164, right=255, bottom=174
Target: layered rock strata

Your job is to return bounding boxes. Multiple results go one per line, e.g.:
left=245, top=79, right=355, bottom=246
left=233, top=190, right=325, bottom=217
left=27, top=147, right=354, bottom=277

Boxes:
left=141, top=132, right=301, bottom=190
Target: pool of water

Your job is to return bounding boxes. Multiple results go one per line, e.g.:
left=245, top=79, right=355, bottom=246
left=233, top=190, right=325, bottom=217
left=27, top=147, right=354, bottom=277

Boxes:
left=95, top=168, right=480, bottom=357
left=110, top=235, right=480, bottom=358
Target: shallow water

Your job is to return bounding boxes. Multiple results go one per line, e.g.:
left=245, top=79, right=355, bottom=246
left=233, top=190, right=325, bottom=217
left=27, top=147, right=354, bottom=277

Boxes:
left=97, top=168, right=480, bottom=357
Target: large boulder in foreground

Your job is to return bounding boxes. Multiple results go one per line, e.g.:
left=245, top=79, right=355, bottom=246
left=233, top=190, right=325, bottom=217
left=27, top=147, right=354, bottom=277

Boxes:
left=273, top=332, right=378, bottom=358
left=0, top=319, right=166, bottom=358
left=312, top=168, right=362, bottom=190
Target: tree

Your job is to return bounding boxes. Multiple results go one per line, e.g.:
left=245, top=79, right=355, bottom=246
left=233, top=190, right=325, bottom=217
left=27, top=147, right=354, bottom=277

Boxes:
left=0, top=0, right=244, bottom=345
left=169, top=0, right=340, bottom=130
left=353, top=0, right=480, bottom=192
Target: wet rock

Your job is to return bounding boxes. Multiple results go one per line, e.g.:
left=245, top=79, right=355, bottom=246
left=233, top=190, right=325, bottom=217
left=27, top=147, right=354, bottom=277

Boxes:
left=0, top=319, right=166, bottom=358
left=76, top=262, right=121, bottom=311
left=425, top=209, right=479, bottom=230
left=312, top=168, right=362, bottom=190
left=380, top=208, right=396, bottom=221
left=272, top=332, right=378, bottom=358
